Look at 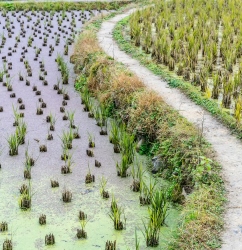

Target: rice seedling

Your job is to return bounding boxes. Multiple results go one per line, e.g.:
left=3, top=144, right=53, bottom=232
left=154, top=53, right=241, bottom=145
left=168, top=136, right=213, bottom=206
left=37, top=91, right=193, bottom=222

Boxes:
left=96, top=104, right=107, bottom=127
left=81, top=87, right=91, bottom=111
left=36, top=103, right=43, bottom=115
left=6, top=77, right=13, bottom=91
left=130, top=162, right=144, bottom=192
left=85, top=166, right=95, bottom=184
left=119, top=130, right=135, bottom=164
left=88, top=132, right=95, bottom=148
left=0, top=222, right=8, bottom=232
left=3, top=239, right=12, bottom=250
left=60, top=129, right=74, bottom=149
left=51, top=180, right=59, bottom=188
left=99, top=176, right=109, bottom=199
left=62, top=188, right=72, bottom=203
left=142, top=190, right=168, bottom=247
left=77, top=219, right=88, bottom=239
left=105, top=240, right=116, bottom=250
left=139, top=178, right=157, bottom=205
left=79, top=211, right=87, bottom=220
left=19, top=181, right=32, bottom=209
left=109, top=199, right=125, bottom=230
left=0, top=70, right=4, bottom=82
left=15, top=120, right=27, bottom=145
left=116, top=154, right=129, bottom=177
left=7, top=133, right=19, bottom=156
left=142, top=220, right=159, bottom=247
left=45, top=234, right=55, bottom=245
left=100, top=118, right=108, bottom=135
left=24, top=148, right=35, bottom=167
left=61, top=152, right=74, bottom=174
left=12, top=105, right=21, bottom=126
left=63, top=88, right=70, bottom=100
left=73, top=126, right=80, bottom=139
left=18, top=71, right=24, bottom=81
left=39, top=214, right=46, bottom=225
left=148, top=190, right=168, bottom=227
left=110, top=194, right=118, bottom=212
left=49, top=113, right=57, bottom=131
left=109, top=120, right=120, bottom=152
left=67, top=110, right=75, bottom=128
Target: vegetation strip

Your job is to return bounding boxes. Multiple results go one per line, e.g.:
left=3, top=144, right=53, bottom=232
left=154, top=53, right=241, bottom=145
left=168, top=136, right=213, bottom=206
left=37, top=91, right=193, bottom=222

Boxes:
left=72, top=11, right=225, bottom=249
left=112, top=16, right=242, bottom=140
left=0, top=1, right=132, bottom=11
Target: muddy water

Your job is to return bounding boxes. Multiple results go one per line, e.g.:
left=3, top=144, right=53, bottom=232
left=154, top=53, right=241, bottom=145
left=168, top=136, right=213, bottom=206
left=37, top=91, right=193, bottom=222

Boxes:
left=0, top=10, right=179, bottom=250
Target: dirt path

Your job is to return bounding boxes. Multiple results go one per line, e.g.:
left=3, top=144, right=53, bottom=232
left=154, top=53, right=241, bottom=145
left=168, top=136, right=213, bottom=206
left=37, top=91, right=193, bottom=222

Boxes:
left=98, top=10, right=242, bottom=249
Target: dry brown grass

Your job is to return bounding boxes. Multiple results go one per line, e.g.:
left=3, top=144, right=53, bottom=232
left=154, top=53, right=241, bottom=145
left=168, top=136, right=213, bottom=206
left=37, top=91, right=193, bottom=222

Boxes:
left=110, top=72, right=144, bottom=108
left=71, top=30, right=101, bottom=73
left=127, top=90, right=163, bottom=140
left=88, top=56, right=116, bottom=92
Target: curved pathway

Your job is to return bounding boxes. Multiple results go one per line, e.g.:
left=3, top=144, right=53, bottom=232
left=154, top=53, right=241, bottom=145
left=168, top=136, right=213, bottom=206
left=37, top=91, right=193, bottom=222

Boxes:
left=98, top=9, right=242, bottom=250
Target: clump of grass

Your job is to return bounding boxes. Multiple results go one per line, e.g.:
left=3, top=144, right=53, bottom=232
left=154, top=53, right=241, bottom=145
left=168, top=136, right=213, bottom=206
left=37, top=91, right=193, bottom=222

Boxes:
left=88, top=132, right=95, bottom=148
left=109, top=195, right=125, bottom=230
left=62, top=188, right=72, bottom=203
left=116, top=154, right=129, bottom=177
left=77, top=219, right=88, bottom=239
left=7, top=133, right=19, bottom=156
left=105, top=240, right=116, bottom=250
left=15, top=120, right=27, bottom=145
left=130, top=162, right=143, bottom=192
left=19, top=181, right=32, bottom=210
left=140, top=178, right=157, bottom=206
left=61, top=129, right=74, bottom=149
left=67, top=110, right=75, bottom=128
left=119, top=130, right=135, bottom=164
left=85, top=166, right=95, bottom=184
left=49, top=112, right=57, bottom=131
left=142, top=190, right=168, bottom=247
left=61, top=152, right=74, bottom=174
left=99, top=176, right=109, bottom=199
left=109, top=119, right=120, bottom=148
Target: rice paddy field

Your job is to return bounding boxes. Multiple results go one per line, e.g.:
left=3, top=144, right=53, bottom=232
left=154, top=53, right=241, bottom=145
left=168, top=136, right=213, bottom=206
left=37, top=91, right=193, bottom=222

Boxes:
left=129, top=0, right=242, bottom=122
left=0, top=4, right=180, bottom=250
left=0, top=0, right=232, bottom=249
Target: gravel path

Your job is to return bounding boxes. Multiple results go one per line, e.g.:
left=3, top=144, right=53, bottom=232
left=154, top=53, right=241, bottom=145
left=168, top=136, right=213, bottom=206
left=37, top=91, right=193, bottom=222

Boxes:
left=98, top=9, right=242, bottom=250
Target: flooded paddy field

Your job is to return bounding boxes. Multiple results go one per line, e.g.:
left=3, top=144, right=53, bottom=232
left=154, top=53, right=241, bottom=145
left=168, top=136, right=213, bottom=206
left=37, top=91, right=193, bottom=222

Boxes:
left=0, top=9, right=179, bottom=250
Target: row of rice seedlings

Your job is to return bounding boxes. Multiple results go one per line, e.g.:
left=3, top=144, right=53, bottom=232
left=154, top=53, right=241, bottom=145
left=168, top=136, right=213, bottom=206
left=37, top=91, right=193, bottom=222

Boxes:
left=56, top=53, right=69, bottom=85
left=8, top=106, right=27, bottom=155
